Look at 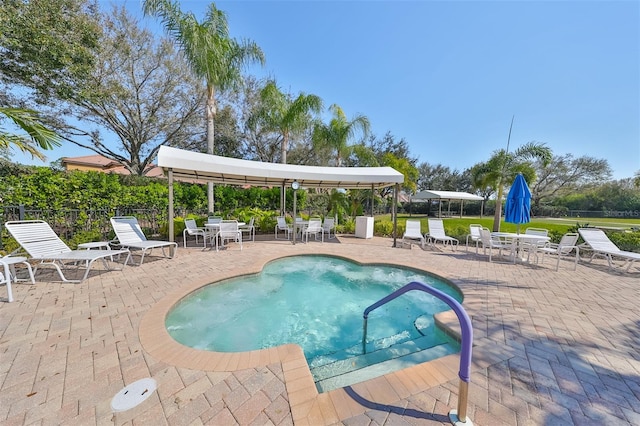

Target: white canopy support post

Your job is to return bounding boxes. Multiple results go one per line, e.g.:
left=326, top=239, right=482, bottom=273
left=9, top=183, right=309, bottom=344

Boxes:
left=392, top=183, right=398, bottom=247
left=370, top=184, right=374, bottom=216
left=168, top=168, right=174, bottom=242
left=292, top=185, right=297, bottom=245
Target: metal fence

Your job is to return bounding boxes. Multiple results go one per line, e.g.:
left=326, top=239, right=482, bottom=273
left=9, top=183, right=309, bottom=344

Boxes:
left=567, top=210, right=640, bottom=219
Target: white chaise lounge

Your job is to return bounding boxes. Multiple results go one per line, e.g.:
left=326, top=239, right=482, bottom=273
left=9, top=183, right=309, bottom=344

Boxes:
left=110, top=216, right=177, bottom=264
left=426, top=218, right=459, bottom=250
left=4, top=220, right=130, bottom=283
left=402, top=220, right=425, bottom=249
left=578, top=228, right=640, bottom=273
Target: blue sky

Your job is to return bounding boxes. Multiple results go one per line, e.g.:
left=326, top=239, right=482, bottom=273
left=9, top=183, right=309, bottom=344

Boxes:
left=12, top=0, right=640, bottom=180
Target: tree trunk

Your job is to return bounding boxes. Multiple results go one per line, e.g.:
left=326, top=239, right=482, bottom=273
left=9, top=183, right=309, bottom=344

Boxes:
left=207, top=85, right=216, bottom=213
left=493, top=186, right=504, bottom=232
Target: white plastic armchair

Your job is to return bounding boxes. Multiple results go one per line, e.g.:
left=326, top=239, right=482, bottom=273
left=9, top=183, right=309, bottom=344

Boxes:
left=465, top=224, right=483, bottom=253
left=537, top=233, right=580, bottom=271
left=215, top=220, right=242, bottom=251
left=183, top=219, right=207, bottom=248
left=479, top=228, right=514, bottom=262
left=322, top=217, right=336, bottom=239
left=240, top=217, right=255, bottom=242
left=275, top=216, right=292, bottom=240
left=302, top=219, right=323, bottom=243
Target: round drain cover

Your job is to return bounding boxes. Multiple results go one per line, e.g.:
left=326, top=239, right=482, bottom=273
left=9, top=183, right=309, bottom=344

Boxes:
left=111, top=378, right=157, bottom=412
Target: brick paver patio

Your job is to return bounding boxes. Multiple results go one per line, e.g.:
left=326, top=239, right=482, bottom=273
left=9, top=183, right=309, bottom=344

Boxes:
left=1, top=234, right=638, bottom=425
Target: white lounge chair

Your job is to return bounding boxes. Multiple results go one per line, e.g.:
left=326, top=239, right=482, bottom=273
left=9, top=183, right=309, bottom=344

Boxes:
left=215, top=220, right=242, bottom=251
left=302, top=219, right=324, bottom=243
left=275, top=216, right=292, bottom=240
left=183, top=219, right=208, bottom=248
left=402, top=220, right=425, bottom=249
left=4, top=220, right=130, bottom=283
left=110, top=216, right=177, bottom=264
left=537, top=233, right=580, bottom=271
left=426, top=219, right=458, bottom=250
left=578, top=228, right=640, bottom=272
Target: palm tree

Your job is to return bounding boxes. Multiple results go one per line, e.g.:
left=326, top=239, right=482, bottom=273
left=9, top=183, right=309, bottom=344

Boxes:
left=143, top=0, right=265, bottom=212
left=312, top=104, right=370, bottom=167
left=0, top=107, right=61, bottom=161
left=249, top=80, right=322, bottom=164
left=472, top=142, right=552, bottom=231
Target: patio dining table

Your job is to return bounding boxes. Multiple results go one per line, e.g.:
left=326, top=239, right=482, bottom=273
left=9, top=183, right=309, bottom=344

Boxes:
left=491, top=232, right=550, bottom=264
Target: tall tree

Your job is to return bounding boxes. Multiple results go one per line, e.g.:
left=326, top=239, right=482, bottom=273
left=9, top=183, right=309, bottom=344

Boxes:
left=530, top=154, right=611, bottom=213
left=471, top=142, right=552, bottom=231
left=312, top=104, right=370, bottom=167
left=143, top=0, right=265, bottom=212
left=0, top=0, right=100, bottom=104
left=0, top=107, right=61, bottom=160
left=63, top=6, right=205, bottom=175
left=416, top=163, right=471, bottom=193
left=248, top=80, right=322, bottom=164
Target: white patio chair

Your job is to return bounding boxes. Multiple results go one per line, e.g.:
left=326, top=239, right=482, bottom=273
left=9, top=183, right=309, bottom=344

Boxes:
left=275, top=216, right=292, bottom=240
left=479, top=228, right=514, bottom=262
left=402, top=220, right=425, bottom=249
left=426, top=219, right=458, bottom=250
left=537, top=233, right=580, bottom=271
left=322, top=217, right=336, bottom=240
left=110, top=216, right=177, bottom=265
left=183, top=218, right=208, bottom=248
left=215, top=220, right=242, bottom=251
left=5, top=220, right=130, bottom=283
left=207, top=216, right=222, bottom=225
left=302, top=219, right=323, bottom=243
left=578, top=228, right=640, bottom=272
left=240, top=217, right=255, bottom=242
left=465, top=224, right=483, bottom=253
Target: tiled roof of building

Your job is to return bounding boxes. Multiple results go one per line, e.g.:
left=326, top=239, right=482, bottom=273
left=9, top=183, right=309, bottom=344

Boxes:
left=62, top=154, right=164, bottom=177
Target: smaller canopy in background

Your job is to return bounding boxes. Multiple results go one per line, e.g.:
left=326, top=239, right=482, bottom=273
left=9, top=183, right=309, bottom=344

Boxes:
left=410, top=190, right=484, bottom=218
left=504, top=174, right=532, bottom=232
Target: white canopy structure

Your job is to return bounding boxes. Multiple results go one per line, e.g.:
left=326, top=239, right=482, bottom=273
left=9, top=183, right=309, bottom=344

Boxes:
left=410, top=190, right=485, bottom=218
left=157, top=146, right=404, bottom=189
left=157, top=146, right=406, bottom=244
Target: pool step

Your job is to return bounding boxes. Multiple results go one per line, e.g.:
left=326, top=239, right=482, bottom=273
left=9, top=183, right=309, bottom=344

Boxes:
left=312, top=335, right=458, bottom=393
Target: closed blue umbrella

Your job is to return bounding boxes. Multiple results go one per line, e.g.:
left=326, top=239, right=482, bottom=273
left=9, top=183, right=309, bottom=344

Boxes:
left=504, top=173, right=531, bottom=233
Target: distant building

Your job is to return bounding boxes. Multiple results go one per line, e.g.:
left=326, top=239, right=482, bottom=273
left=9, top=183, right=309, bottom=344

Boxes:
left=61, top=155, right=164, bottom=178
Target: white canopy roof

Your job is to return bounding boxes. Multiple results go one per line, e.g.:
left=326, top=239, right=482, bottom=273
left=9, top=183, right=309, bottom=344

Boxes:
left=411, top=190, right=484, bottom=201
left=157, top=146, right=405, bottom=189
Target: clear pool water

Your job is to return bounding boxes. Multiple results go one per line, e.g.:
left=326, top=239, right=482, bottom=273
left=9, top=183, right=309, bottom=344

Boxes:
left=166, top=255, right=461, bottom=372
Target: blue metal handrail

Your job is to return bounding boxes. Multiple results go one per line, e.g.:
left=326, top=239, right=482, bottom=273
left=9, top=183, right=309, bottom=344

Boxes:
left=362, top=281, right=474, bottom=424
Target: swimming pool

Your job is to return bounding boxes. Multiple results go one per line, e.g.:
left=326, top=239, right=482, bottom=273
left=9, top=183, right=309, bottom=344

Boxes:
left=165, top=255, right=462, bottom=390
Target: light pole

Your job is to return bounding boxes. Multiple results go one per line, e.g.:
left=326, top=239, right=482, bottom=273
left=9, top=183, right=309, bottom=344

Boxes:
left=291, top=180, right=299, bottom=245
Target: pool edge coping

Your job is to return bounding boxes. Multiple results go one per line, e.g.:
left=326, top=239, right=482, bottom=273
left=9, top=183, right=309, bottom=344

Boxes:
left=137, top=248, right=507, bottom=423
